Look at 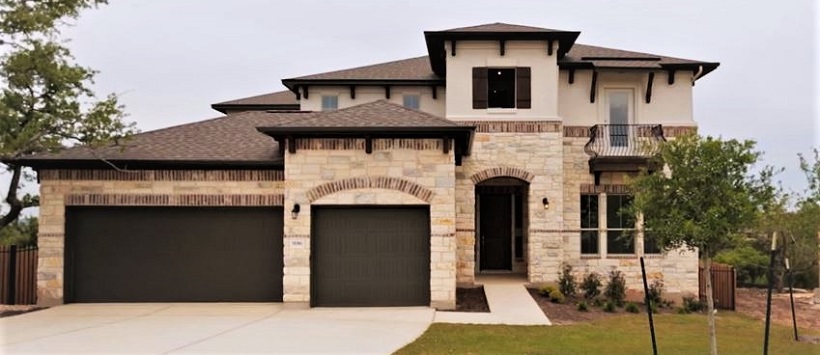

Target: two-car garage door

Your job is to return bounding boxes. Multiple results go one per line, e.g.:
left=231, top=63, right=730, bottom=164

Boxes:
left=65, top=207, right=283, bottom=303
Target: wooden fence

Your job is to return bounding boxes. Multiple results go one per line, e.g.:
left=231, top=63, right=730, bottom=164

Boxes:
left=699, top=262, right=736, bottom=310
left=0, top=245, right=38, bottom=305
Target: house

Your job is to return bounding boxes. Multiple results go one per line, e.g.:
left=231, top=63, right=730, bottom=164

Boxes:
left=19, top=23, right=719, bottom=309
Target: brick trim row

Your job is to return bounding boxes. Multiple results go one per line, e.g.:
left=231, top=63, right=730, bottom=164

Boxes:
left=580, top=184, right=630, bottom=194
left=563, top=126, right=698, bottom=138
left=39, top=170, right=283, bottom=181
left=462, top=121, right=561, bottom=133
left=66, top=194, right=284, bottom=206
left=306, top=176, right=434, bottom=203
left=431, top=233, right=455, bottom=238
left=294, top=138, right=443, bottom=150
left=470, top=167, right=535, bottom=184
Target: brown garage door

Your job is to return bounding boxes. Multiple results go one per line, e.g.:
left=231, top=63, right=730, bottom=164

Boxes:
left=311, top=207, right=430, bottom=307
left=65, top=206, right=283, bottom=302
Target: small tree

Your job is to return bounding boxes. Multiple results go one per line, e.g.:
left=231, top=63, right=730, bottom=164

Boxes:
left=558, top=263, right=577, bottom=298
left=0, top=0, right=136, bottom=230
left=628, top=134, right=774, bottom=355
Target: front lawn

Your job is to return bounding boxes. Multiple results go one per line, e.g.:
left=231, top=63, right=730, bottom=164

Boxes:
left=396, top=313, right=819, bottom=354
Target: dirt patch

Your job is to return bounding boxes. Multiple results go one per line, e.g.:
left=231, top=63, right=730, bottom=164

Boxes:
left=735, top=288, right=820, bottom=330
left=443, top=286, right=490, bottom=313
left=526, top=288, right=675, bottom=325
left=0, top=305, right=45, bottom=318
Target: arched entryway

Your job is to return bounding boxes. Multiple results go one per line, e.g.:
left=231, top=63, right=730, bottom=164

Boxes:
left=475, top=177, right=529, bottom=273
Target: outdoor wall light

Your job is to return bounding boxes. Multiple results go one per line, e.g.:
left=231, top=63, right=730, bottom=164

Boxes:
left=542, top=197, right=550, bottom=210
left=291, top=203, right=301, bottom=219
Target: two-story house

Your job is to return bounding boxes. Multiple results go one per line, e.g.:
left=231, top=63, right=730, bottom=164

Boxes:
left=20, top=23, right=718, bottom=309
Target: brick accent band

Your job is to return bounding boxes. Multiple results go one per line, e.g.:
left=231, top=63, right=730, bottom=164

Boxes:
left=39, top=170, right=283, bottom=181
left=431, top=233, right=455, bottom=238
left=306, top=176, right=434, bottom=203
left=563, top=126, right=698, bottom=138
left=66, top=194, right=284, bottom=206
left=470, top=167, right=535, bottom=184
left=295, top=138, right=442, bottom=150
left=462, top=121, right=561, bottom=133
left=580, top=184, right=630, bottom=194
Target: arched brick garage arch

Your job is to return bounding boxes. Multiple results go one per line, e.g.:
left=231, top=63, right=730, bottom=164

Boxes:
left=470, top=167, right=535, bottom=185
left=306, top=176, right=434, bottom=203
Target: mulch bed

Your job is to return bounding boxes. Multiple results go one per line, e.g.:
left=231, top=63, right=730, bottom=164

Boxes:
left=527, top=288, right=674, bottom=325
left=445, top=286, right=490, bottom=313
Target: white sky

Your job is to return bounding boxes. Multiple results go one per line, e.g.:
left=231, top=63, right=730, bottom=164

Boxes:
left=2, top=0, right=819, bottom=213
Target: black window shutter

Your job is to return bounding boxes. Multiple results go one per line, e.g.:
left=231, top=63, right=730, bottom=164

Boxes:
left=516, top=67, right=531, bottom=109
left=472, top=67, right=488, bottom=109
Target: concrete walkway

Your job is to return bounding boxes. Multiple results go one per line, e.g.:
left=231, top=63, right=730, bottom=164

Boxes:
left=0, top=303, right=433, bottom=354
left=434, top=275, right=551, bottom=325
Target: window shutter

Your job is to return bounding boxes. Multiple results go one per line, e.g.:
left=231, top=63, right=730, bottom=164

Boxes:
left=472, top=67, right=488, bottom=109
left=516, top=67, right=531, bottom=109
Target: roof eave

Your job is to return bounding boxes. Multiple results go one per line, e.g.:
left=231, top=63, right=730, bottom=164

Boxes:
left=14, top=159, right=284, bottom=170
left=210, top=103, right=301, bottom=114
left=281, top=78, right=446, bottom=92
left=424, top=30, right=582, bottom=76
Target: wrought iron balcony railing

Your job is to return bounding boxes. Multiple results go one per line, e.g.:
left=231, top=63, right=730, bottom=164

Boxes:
left=583, top=124, right=666, bottom=158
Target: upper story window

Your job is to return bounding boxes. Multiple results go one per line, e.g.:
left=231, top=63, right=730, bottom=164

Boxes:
left=321, top=95, right=338, bottom=111
left=472, top=67, right=531, bottom=109
left=403, top=94, right=420, bottom=110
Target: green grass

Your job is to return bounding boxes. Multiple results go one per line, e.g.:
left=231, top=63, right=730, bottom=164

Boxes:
left=396, top=313, right=819, bottom=354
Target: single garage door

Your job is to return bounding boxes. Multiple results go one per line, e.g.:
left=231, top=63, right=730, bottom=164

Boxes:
left=312, top=207, right=430, bottom=307
left=65, top=206, right=283, bottom=302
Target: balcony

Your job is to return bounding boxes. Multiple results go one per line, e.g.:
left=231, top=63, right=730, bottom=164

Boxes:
left=583, top=124, right=666, bottom=184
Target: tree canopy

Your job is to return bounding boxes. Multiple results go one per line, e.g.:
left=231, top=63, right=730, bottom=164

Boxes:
left=0, top=0, right=136, bottom=230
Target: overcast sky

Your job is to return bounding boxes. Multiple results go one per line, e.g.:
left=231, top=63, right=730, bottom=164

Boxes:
left=2, top=0, right=819, bottom=211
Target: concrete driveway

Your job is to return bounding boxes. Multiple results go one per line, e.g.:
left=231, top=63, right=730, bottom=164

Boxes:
left=0, top=304, right=433, bottom=354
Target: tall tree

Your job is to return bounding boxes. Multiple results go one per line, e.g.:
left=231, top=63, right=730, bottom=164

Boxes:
left=627, top=134, right=774, bottom=355
left=0, top=0, right=135, bottom=230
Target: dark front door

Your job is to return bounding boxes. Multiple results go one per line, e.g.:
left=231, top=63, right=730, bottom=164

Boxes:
left=312, top=207, right=430, bottom=307
left=480, top=193, right=512, bottom=270
left=65, top=206, right=283, bottom=303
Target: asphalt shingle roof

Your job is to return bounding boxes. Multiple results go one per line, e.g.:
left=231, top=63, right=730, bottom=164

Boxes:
left=213, top=90, right=298, bottom=106
left=266, top=100, right=460, bottom=129
left=441, top=22, right=565, bottom=33
left=287, top=56, right=438, bottom=81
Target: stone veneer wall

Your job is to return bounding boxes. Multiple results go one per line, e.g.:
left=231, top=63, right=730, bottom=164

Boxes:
left=455, top=121, right=565, bottom=284
left=282, top=138, right=457, bottom=309
left=561, top=128, right=699, bottom=295
left=36, top=169, right=284, bottom=306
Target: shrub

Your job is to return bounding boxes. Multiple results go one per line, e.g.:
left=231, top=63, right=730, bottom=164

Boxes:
left=549, top=289, right=566, bottom=304
left=604, top=270, right=627, bottom=307
left=647, top=277, right=664, bottom=307
left=649, top=301, right=659, bottom=314
left=682, top=296, right=706, bottom=313
left=603, top=300, right=616, bottom=313
left=539, top=285, right=557, bottom=297
left=576, top=301, right=589, bottom=312
left=558, top=263, right=577, bottom=298
left=592, top=297, right=604, bottom=307
left=625, top=302, right=640, bottom=313
left=581, top=272, right=602, bottom=299
left=677, top=307, right=691, bottom=314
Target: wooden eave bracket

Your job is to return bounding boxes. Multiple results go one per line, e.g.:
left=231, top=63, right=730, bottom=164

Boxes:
left=301, top=86, right=309, bottom=100
left=589, top=70, right=598, bottom=103
left=365, top=136, right=373, bottom=154
left=350, top=85, right=356, bottom=99
left=645, top=72, right=655, bottom=104
left=667, top=70, right=676, bottom=85
left=568, top=69, right=575, bottom=84
left=547, top=40, right=554, bottom=56
left=431, top=85, right=438, bottom=100
left=450, top=40, right=457, bottom=56
left=499, top=40, right=506, bottom=56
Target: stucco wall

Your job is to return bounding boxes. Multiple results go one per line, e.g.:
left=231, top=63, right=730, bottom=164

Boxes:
left=445, top=40, right=560, bottom=121
left=35, top=170, right=285, bottom=306
left=558, top=70, right=696, bottom=127
left=281, top=138, right=457, bottom=309
left=298, top=86, right=445, bottom=117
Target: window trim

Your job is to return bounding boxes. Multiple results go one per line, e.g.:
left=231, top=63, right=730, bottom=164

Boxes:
left=472, top=66, right=531, bottom=110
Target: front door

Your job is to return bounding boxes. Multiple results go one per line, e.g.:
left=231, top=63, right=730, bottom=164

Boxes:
left=479, top=193, right=512, bottom=271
